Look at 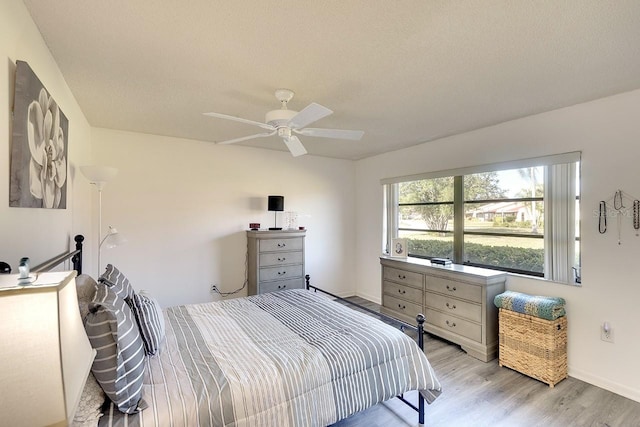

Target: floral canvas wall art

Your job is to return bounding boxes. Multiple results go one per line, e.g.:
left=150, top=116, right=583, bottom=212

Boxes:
left=9, top=60, right=68, bottom=209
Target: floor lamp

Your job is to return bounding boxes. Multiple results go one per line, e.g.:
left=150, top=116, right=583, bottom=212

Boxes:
left=80, top=165, right=120, bottom=274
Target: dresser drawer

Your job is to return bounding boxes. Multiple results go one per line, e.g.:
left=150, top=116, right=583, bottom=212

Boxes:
left=383, top=295, right=423, bottom=318
left=426, top=308, right=482, bottom=342
left=259, top=251, right=303, bottom=267
left=425, top=276, right=482, bottom=302
left=383, top=267, right=423, bottom=289
left=383, top=281, right=423, bottom=303
left=248, top=230, right=306, bottom=297
left=259, top=264, right=303, bottom=282
left=424, top=291, right=482, bottom=323
left=259, top=237, right=303, bottom=253
left=259, top=278, right=304, bottom=293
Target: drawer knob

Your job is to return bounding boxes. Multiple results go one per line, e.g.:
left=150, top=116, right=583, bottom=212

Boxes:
left=278, top=257, right=286, bottom=261
left=277, top=243, right=286, bottom=247
left=398, top=289, right=406, bottom=294
left=277, top=271, right=286, bottom=275
left=398, top=304, right=406, bottom=310
left=278, top=285, right=287, bottom=289
left=445, top=320, right=457, bottom=328
left=445, top=302, right=456, bottom=310
left=446, top=285, right=457, bottom=292
left=398, top=274, right=406, bottom=280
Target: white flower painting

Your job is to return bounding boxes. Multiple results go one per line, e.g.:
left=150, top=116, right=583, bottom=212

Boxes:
left=10, top=61, right=68, bottom=209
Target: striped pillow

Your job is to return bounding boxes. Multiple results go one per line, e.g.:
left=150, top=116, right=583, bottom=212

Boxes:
left=130, top=291, right=165, bottom=356
left=99, top=264, right=136, bottom=300
left=85, top=283, right=146, bottom=414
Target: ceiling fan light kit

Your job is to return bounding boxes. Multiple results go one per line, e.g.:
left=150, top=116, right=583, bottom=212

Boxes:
left=265, top=108, right=297, bottom=126
left=204, top=89, right=364, bottom=157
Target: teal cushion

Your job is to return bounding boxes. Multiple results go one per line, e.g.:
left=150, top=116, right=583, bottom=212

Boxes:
left=494, top=290, right=566, bottom=320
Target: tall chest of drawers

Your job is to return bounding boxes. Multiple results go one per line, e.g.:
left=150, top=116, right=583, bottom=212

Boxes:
left=247, top=230, right=306, bottom=295
left=380, top=256, right=506, bottom=362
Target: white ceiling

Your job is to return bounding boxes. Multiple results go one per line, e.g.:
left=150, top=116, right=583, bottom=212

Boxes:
left=22, top=0, right=640, bottom=160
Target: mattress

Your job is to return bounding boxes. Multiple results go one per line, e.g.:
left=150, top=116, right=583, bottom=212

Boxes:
left=99, top=289, right=441, bottom=426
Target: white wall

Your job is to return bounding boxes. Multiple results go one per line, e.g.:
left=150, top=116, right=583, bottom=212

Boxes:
left=0, top=0, right=92, bottom=268
left=5, top=0, right=638, bottom=404
left=355, top=89, right=640, bottom=402
left=90, top=128, right=356, bottom=307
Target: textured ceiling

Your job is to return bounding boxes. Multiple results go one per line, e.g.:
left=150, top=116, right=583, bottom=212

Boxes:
left=22, top=0, right=640, bottom=160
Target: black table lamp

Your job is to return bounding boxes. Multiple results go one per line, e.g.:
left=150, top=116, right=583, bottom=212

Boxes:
left=268, top=195, right=284, bottom=230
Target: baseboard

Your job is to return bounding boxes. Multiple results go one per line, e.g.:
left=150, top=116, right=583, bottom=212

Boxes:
left=314, top=289, right=355, bottom=299
left=569, top=367, right=640, bottom=403
left=334, top=290, right=355, bottom=299
left=355, top=290, right=381, bottom=305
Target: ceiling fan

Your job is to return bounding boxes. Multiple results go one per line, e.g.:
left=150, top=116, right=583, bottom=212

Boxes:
left=203, top=89, right=364, bottom=157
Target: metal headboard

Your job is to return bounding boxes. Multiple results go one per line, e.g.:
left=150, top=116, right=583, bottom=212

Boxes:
left=32, top=234, right=84, bottom=274
left=0, top=235, right=85, bottom=275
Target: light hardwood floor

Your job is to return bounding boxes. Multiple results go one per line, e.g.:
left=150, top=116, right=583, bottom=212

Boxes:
left=331, top=296, right=640, bottom=427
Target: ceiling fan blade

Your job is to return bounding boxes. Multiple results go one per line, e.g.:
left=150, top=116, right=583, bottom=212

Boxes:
left=283, top=135, right=307, bottom=157
left=294, top=128, right=364, bottom=140
left=203, top=112, right=275, bottom=131
left=216, top=131, right=276, bottom=145
left=287, top=103, right=333, bottom=129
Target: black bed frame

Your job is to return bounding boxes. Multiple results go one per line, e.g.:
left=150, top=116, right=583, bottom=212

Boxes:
left=7, top=236, right=428, bottom=424
left=32, top=234, right=85, bottom=274
left=305, top=275, right=427, bottom=425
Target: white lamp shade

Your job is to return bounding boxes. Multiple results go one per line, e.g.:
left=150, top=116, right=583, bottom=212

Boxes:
left=100, top=226, right=127, bottom=249
left=80, top=165, right=118, bottom=185
left=0, top=271, right=96, bottom=426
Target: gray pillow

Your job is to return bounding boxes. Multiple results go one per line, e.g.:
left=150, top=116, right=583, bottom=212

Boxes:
left=85, top=283, right=146, bottom=414
left=130, top=291, right=165, bottom=356
left=99, top=264, right=136, bottom=300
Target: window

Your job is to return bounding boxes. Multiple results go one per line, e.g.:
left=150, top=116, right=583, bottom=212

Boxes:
left=383, top=153, right=581, bottom=284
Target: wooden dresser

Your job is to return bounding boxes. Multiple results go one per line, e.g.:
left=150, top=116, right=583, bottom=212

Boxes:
left=247, top=230, right=306, bottom=295
left=380, top=256, right=506, bottom=362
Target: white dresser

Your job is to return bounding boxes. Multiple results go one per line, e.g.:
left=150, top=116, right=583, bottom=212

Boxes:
left=380, top=256, right=506, bottom=362
left=247, top=230, right=306, bottom=295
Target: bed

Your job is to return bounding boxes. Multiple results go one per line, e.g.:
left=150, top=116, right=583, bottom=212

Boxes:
left=33, top=235, right=442, bottom=426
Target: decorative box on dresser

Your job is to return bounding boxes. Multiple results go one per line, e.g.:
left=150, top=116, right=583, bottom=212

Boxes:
left=247, top=230, right=306, bottom=295
left=380, top=256, right=506, bottom=362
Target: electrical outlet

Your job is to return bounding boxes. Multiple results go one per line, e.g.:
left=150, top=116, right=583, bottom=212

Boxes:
left=210, top=284, right=218, bottom=293
left=601, top=322, right=614, bottom=343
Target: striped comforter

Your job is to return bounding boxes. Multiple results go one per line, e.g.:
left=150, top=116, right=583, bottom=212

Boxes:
left=99, top=289, right=441, bottom=426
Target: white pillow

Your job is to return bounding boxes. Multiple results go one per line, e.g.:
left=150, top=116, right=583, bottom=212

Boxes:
left=75, top=274, right=97, bottom=320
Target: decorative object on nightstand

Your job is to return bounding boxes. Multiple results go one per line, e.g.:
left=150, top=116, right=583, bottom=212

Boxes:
left=0, top=262, right=11, bottom=274
left=247, top=229, right=306, bottom=295
left=249, top=223, right=260, bottom=230
left=268, top=195, right=284, bottom=230
left=17, top=257, right=34, bottom=285
left=0, top=271, right=96, bottom=426
left=284, top=211, right=299, bottom=230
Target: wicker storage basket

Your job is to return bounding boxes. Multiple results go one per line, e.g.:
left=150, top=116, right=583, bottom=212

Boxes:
left=498, top=308, right=568, bottom=387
